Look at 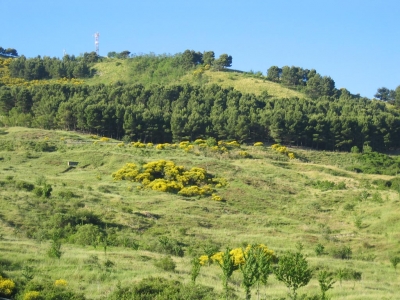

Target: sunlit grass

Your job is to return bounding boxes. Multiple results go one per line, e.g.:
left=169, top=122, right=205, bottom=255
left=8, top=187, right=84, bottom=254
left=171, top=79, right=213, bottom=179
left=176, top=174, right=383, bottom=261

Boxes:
left=1, top=127, right=400, bottom=299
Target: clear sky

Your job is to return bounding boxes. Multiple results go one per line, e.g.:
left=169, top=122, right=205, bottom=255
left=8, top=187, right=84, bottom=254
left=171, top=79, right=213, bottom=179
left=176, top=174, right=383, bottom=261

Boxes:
left=3, top=0, right=399, bottom=98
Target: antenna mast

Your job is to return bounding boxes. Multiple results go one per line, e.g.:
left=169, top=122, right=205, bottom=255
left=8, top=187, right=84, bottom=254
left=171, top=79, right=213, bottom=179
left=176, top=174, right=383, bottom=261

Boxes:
left=94, top=32, right=100, bottom=55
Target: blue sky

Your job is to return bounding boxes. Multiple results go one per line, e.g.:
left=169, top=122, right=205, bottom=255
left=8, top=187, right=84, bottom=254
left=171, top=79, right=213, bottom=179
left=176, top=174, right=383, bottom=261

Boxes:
left=3, top=0, right=399, bottom=98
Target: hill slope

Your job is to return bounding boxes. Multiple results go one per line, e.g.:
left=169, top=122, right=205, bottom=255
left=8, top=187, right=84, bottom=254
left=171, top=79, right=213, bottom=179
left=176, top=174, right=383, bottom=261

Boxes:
left=1, top=127, right=399, bottom=299
left=88, top=57, right=306, bottom=98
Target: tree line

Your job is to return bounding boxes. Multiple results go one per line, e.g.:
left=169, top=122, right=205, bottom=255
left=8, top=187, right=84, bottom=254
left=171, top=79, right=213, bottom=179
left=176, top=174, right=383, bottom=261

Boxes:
left=0, top=46, right=18, bottom=58
left=1, top=82, right=400, bottom=152
left=7, top=52, right=99, bottom=80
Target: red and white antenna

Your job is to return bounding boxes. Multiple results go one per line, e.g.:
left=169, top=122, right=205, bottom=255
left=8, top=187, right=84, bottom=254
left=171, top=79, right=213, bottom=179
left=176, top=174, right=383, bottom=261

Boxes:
left=94, top=32, right=100, bottom=55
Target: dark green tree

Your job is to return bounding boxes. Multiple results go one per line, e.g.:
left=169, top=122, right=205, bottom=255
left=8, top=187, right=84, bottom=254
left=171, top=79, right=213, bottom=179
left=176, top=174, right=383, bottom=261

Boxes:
left=266, top=66, right=282, bottom=82
left=202, top=51, right=215, bottom=65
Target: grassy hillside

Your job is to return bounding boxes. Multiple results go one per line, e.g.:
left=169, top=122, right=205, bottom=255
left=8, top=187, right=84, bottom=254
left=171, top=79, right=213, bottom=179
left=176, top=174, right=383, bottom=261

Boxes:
left=1, top=127, right=400, bottom=299
left=88, top=58, right=305, bottom=98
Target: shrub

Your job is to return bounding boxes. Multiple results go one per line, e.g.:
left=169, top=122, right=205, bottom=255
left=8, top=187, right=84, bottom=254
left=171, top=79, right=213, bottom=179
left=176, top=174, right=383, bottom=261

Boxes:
left=157, top=236, right=184, bottom=257
left=33, top=187, right=44, bottom=197
left=0, top=275, right=15, bottom=297
left=332, top=245, right=352, bottom=260
left=107, top=277, right=218, bottom=300
left=112, top=160, right=226, bottom=199
left=153, top=256, right=176, bottom=272
left=57, top=190, right=75, bottom=200
left=54, top=279, right=68, bottom=287
left=315, top=243, right=325, bottom=256
left=73, top=224, right=103, bottom=247
left=16, top=181, right=35, bottom=191
left=23, top=291, right=42, bottom=300
left=238, top=151, right=251, bottom=158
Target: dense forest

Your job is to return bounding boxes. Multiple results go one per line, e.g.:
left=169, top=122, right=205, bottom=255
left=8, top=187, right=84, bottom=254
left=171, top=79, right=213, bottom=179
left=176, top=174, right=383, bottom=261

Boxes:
left=1, top=48, right=400, bottom=152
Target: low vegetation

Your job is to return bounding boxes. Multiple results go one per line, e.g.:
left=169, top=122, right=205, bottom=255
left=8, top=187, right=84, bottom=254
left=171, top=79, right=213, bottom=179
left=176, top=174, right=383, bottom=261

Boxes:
left=0, top=127, right=399, bottom=299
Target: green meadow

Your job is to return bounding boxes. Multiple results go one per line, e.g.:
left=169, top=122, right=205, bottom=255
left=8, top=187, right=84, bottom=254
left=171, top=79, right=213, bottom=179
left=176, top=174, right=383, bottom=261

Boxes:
left=1, top=127, right=399, bottom=299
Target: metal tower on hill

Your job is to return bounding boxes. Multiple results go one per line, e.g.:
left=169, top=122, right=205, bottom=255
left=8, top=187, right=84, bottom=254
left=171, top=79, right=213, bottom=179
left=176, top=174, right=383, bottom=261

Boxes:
left=94, top=32, right=100, bottom=55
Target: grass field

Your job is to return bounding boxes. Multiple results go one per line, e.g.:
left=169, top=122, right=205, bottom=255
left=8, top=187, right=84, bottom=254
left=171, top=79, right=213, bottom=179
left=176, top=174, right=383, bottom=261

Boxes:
left=1, top=127, right=400, bottom=299
left=87, top=58, right=306, bottom=99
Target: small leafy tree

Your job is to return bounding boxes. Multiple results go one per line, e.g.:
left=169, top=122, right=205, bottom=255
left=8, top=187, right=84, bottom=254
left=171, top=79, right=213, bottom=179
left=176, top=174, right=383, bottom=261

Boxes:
left=191, top=257, right=201, bottom=284
left=255, top=247, right=271, bottom=300
left=274, top=251, right=312, bottom=300
left=337, top=268, right=345, bottom=287
left=318, top=270, right=335, bottom=300
left=47, top=239, right=62, bottom=259
left=217, top=248, right=235, bottom=300
left=240, top=247, right=258, bottom=300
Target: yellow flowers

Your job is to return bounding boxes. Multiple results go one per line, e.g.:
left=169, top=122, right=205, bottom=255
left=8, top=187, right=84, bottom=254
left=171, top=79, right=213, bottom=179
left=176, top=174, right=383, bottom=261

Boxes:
left=99, top=137, right=110, bottom=142
left=117, top=142, right=125, bottom=147
left=254, top=142, right=264, bottom=147
left=23, top=291, right=41, bottom=300
left=112, top=160, right=227, bottom=199
left=271, top=144, right=296, bottom=159
left=54, top=279, right=68, bottom=286
left=131, top=142, right=145, bottom=148
left=238, top=151, right=251, bottom=158
left=200, top=244, right=275, bottom=267
left=0, top=276, right=15, bottom=296
left=211, top=194, right=223, bottom=201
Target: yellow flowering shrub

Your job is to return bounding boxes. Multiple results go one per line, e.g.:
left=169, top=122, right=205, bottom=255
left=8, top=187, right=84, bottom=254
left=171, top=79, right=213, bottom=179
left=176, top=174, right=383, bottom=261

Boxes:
left=271, top=143, right=296, bottom=159
left=211, top=194, right=223, bottom=201
left=178, top=186, right=205, bottom=196
left=194, top=139, right=206, bottom=144
left=199, top=255, right=209, bottom=265
left=99, top=137, right=110, bottom=142
left=117, top=142, right=125, bottom=147
left=131, top=142, right=146, bottom=148
left=184, top=145, right=194, bottom=152
left=179, top=141, right=190, bottom=148
left=226, top=141, right=241, bottom=148
left=23, top=291, right=41, bottom=300
left=54, top=279, right=68, bottom=286
left=112, top=160, right=227, bottom=198
left=0, top=276, right=15, bottom=296
left=155, top=143, right=165, bottom=150
left=198, top=143, right=207, bottom=148
left=112, top=163, right=140, bottom=181
left=238, top=151, right=251, bottom=158
left=254, top=142, right=264, bottom=147
left=201, top=244, right=275, bottom=267
left=146, top=143, right=154, bottom=148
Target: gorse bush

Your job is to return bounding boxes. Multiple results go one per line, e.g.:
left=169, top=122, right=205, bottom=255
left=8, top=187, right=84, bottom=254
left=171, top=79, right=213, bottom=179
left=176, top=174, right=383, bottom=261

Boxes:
left=22, top=279, right=86, bottom=300
left=112, top=160, right=226, bottom=199
left=199, top=244, right=275, bottom=267
left=0, top=275, right=15, bottom=297
left=271, top=144, right=296, bottom=159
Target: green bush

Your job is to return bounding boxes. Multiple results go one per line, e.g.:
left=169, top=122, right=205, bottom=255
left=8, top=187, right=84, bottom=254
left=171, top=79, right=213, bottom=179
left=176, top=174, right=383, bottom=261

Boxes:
left=153, top=256, right=176, bottom=272
left=16, top=181, right=35, bottom=191
left=73, top=224, right=103, bottom=247
left=107, top=277, right=218, bottom=300
left=57, top=190, right=75, bottom=200
left=22, top=279, right=85, bottom=300
left=331, top=245, right=352, bottom=260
